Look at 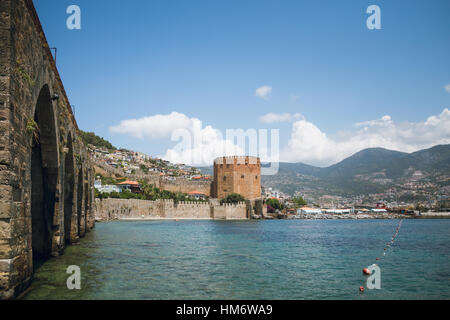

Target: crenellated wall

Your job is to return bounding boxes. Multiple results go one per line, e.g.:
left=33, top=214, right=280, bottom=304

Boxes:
left=0, top=0, right=95, bottom=299
left=94, top=199, right=249, bottom=221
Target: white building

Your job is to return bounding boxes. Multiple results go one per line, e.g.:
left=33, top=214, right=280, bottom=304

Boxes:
left=297, top=207, right=322, bottom=214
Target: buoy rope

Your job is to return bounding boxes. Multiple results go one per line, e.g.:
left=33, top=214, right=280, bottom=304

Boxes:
left=359, top=218, right=404, bottom=293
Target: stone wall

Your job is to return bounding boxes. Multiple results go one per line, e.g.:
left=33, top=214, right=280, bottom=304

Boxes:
left=160, top=179, right=211, bottom=197
left=212, top=202, right=248, bottom=220
left=94, top=199, right=248, bottom=220
left=0, top=0, right=94, bottom=299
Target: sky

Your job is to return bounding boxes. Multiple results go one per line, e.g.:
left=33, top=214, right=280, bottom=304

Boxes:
left=33, top=0, right=450, bottom=167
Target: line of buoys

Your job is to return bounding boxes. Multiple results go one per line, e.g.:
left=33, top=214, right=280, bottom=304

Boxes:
left=359, top=219, right=404, bottom=293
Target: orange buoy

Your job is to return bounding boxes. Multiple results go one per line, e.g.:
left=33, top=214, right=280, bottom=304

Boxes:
left=359, top=286, right=365, bottom=292
left=363, top=268, right=371, bottom=275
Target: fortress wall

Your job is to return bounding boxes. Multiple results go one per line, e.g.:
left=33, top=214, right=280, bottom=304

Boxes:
left=165, top=201, right=211, bottom=219
left=94, top=198, right=162, bottom=220
left=212, top=202, right=248, bottom=220
left=0, top=0, right=95, bottom=299
left=94, top=199, right=248, bottom=220
left=160, top=179, right=211, bottom=197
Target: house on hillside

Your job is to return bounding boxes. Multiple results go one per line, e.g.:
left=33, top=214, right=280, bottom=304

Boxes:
left=187, top=190, right=207, bottom=200
left=117, top=181, right=141, bottom=193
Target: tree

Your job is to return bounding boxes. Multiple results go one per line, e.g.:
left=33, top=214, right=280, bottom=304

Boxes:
left=140, top=164, right=149, bottom=174
left=79, top=130, right=116, bottom=151
left=292, top=196, right=307, bottom=207
left=220, top=193, right=245, bottom=205
left=266, top=198, right=283, bottom=211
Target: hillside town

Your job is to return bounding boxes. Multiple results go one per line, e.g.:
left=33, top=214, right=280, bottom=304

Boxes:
left=86, top=140, right=449, bottom=220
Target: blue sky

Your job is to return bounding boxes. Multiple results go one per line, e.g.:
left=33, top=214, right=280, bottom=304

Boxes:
left=33, top=0, right=450, bottom=166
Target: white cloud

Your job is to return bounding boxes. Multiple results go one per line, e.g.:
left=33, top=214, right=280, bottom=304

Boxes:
left=109, top=112, right=196, bottom=139
left=355, top=115, right=392, bottom=127
left=255, top=85, right=272, bottom=100
left=110, top=112, right=245, bottom=166
left=445, top=84, right=450, bottom=93
left=260, top=112, right=303, bottom=123
left=110, top=109, right=450, bottom=168
left=282, top=108, right=450, bottom=167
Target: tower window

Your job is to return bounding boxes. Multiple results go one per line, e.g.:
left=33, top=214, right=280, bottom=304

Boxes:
left=223, top=176, right=226, bottom=181
left=241, top=175, right=244, bottom=179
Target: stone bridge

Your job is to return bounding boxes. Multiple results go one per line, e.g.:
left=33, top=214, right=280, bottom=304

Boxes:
left=0, top=0, right=95, bottom=299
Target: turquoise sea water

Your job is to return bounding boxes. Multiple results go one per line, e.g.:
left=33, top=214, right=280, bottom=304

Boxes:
left=23, top=219, right=450, bottom=300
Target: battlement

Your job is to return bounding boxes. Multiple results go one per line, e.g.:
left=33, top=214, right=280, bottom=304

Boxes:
left=94, top=198, right=249, bottom=221
left=176, top=201, right=210, bottom=207
left=220, top=201, right=247, bottom=207
left=214, top=156, right=260, bottom=166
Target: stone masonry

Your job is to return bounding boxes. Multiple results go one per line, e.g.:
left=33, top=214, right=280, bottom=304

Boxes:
left=0, top=0, right=95, bottom=299
left=94, top=198, right=249, bottom=221
left=211, top=156, right=261, bottom=200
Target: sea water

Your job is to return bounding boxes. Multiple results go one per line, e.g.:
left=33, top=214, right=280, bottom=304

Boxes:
left=23, top=219, right=450, bottom=300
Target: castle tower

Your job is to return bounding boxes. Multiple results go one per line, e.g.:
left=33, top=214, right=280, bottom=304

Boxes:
left=211, top=156, right=261, bottom=200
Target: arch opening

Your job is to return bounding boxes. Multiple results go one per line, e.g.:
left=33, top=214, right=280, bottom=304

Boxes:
left=63, top=133, right=75, bottom=244
left=77, top=167, right=83, bottom=237
left=31, top=85, right=58, bottom=267
left=84, top=178, right=88, bottom=235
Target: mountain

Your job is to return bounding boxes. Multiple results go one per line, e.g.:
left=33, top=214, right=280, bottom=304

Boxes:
left=261, top=144, right=450, bottom=197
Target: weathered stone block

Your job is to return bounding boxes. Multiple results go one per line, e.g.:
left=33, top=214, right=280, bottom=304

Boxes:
left=0, top=0, right=11, bottom=17
left=0, top=240, right=11, bottom=259
left=0, top=31, right=11, bottom=77
left=0, top=150, right=11, bottom=166
left=0, top=201, right=11, bottom=219
left=0, top=272, right=10, bottom=290
left=9, top=217, right=28, bottom=239
left=0, top=219, right=11, bottom=240
left=0, top=258, right=11, bottom=272
left=0, top=76, right=8, bottom=94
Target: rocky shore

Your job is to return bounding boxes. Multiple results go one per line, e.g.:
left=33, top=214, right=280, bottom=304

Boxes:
left=281, top=212, right=450, bottom=220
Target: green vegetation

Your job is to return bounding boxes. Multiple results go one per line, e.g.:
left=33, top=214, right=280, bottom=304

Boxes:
left=95, top=180, right=207, bottom=204
left=292, top=196, right=307, bottom=207
left=220, top=193, right=245, bottom=205
left=140, top=164, right=149, bottom=174
left=79, top=130, right=116, bottom=151
left=266, top=198, right=283, bottom=213
left=26, top=118, right=40, bottom=143
left=16, top=64, right=36, bottom=87
left=96, top=174, right=126, bottom=186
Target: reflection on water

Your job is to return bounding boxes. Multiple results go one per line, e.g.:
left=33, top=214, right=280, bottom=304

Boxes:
left=23, top=219, right=450, bottom=300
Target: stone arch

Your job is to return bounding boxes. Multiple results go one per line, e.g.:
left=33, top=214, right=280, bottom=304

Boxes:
left=30, top=84, right=59, bottom=266
left=63, top=132, right=75, bottom=244
left=76, top=165, right=84, bottom=237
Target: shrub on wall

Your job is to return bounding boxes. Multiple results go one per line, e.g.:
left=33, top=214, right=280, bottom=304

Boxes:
left=220, top=193, right=245, bottom=205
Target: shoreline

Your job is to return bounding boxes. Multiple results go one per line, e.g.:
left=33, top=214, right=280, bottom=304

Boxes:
left=95, top=213, right=450, bottom=222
